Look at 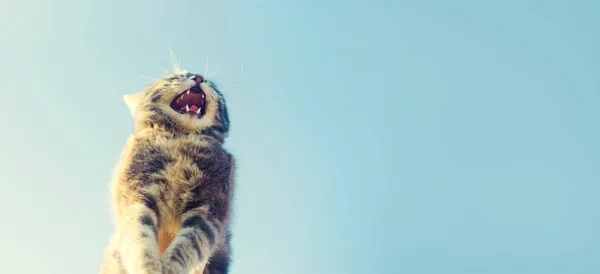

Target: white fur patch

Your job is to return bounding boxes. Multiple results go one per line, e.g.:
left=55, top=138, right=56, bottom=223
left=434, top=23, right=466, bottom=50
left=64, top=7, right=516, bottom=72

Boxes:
left=123, top=93, right=143, bottom=116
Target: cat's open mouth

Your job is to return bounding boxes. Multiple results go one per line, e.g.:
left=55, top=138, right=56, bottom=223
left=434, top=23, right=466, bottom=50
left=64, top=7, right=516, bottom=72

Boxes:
left=170, top=84, right=206, bottom=118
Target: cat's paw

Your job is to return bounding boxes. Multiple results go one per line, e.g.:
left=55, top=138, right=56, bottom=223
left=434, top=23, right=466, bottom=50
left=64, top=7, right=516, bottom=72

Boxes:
left=161, top=261, right=185, bottom=274
left=139, top=261, right=163, bottom=274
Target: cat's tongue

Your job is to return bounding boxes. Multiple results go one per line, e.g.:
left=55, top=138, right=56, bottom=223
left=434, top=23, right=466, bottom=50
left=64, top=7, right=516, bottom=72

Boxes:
left=180, top=105, right=200, bottom=113
left=189, top=105, right=199, bottom=113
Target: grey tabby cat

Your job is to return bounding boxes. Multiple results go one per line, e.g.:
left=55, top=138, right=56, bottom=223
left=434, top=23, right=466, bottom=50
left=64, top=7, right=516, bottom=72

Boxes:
left=100, top=69, right=235, bottom=274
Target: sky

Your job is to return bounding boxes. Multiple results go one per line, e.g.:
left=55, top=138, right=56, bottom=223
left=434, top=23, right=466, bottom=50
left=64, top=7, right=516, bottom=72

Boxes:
left=0, top=0, right=599, bottom=273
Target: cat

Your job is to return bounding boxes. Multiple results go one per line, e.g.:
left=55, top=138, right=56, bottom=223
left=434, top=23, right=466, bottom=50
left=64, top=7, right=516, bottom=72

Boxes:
left=100, top=70, right=235, bottom=274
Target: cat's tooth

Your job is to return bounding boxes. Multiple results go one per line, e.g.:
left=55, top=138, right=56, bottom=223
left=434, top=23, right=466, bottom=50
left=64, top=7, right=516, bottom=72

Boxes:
left=186, top=105, right=190, bottom=112
left=196, top=108, right=202, bottom=114
left=187, top=90, right=190, bottom=95
left=202, top=94, right=205, bottom=98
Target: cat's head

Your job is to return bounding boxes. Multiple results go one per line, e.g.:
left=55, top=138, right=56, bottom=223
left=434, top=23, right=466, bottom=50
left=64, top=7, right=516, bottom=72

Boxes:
left=123, top=70, right=230, bottom=140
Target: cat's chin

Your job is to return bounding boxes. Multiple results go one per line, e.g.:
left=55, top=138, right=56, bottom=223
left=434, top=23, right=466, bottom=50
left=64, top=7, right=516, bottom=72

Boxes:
left=170, top=84, right=206, bottom=119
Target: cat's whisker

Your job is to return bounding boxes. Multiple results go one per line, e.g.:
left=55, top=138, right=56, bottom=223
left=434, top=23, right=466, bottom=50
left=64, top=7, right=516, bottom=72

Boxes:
left=167, top=49, right=175, bottom=72
left=208, top=68, right=221, bottom=79
left=222, top=80, right=242, bottom=90
left=204, top=52, right=210, bottom=81
left=222, top=64, right=244, bottom=90
left=168, top=48, right=183, bottom=73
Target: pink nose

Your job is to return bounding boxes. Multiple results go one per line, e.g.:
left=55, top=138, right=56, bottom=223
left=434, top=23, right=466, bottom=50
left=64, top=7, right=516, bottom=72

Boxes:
left=193, top=76, right=203, bottom=84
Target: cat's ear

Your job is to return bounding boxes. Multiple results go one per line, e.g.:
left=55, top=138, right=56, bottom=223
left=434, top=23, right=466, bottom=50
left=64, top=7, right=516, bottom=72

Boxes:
left=123, top=93, right=142, bottom=115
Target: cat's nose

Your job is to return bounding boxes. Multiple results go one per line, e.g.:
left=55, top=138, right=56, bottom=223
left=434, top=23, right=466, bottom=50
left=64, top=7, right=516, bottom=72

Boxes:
left=191, top=76, right=203, bottom=84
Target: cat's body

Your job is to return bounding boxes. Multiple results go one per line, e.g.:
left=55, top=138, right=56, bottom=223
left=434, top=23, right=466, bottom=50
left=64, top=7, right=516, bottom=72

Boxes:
left=100, top=70, right=234, bottom=274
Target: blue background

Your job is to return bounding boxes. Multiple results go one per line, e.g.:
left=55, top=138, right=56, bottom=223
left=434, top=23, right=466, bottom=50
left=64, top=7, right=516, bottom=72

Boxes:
left=0, top=0, right=598, bottom=273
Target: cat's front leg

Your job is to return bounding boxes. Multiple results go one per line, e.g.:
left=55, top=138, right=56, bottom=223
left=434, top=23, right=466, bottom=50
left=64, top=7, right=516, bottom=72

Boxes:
left=115, top=201, right=162, bottom=274
left=160, top=209, right=223, bottom=274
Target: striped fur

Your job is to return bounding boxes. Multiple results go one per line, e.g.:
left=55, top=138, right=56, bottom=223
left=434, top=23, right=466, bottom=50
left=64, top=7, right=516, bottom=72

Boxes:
left=100, top=71, right=235, bottom=274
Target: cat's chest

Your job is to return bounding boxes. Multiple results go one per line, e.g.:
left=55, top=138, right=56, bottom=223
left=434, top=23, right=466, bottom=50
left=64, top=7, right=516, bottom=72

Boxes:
left=152, top=134, right=216, bottom=159
left=126, top=135, right=218, bottom=183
